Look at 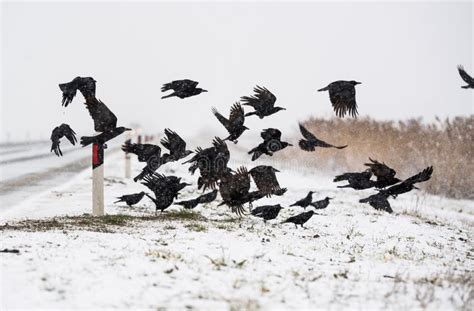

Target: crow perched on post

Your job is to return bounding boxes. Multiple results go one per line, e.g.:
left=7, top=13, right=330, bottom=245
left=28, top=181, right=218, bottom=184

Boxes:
left=114, top=191, right=146, bottom=207
left=318, top=80, right=361, bottom=118
left=80, top=127, right=131, bottom=147
left=333, top=169, right=375, bottom=190
left=364, top=158, right=400, bottom=188
left=50, top=124, right=77, bottom=156
left=298, top=123, right=347, bottom=151
left=160, top=129, right=193, bottom=163
left=290, top=191, right=315, bottom=209
left=248, top=128, right=292, bottom=161
left=457, top=65, right=474, bottom=89
left=249, top=165, right=283, bottom=197
left=251, top=204, right=283, bottom=223
left=212, top=103, right=249, bottom=143
left=174, top=189, right=219, bottom=209
left=142, top=173, right=190, bottom=213
left=310, top=197, right=333, bottom=210
left=359, top=166, right=434, bottom=213
left=184, top=137, right=230, bottom=191
left=282, top=210, right=315, bottom=228
left=161, top=79, right=207, bottom=99
left=241, top=86, right=285, bottom=119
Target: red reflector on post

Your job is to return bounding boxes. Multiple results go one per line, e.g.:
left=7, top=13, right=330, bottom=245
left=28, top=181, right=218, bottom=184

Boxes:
left=92, top=144, right=98, bottom=166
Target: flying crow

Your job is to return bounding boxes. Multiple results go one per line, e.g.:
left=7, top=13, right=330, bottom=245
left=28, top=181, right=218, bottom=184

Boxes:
left=241, top=86, right=285, bottom=119
left=80, top=127, right=131, bottom=147
left=251, top=204, right=283, bottom=223
left=122, top=142, right=161, bottom=163
left=364, top=158, right=400, bottom=188
left=218, top=166, right=252, bottom=216
left=114, top=191, right=146, bottom=207
left=333, top=169, right=374, bottom=190
left=142, top=173, right=190, bottom=213
left=457, top=65, right=474, bottom=89
left=160, top=129, right=193, bottom=162
left=50, top=123, right=77, bottom=156
left=282, top=210, right=315, bottom=228
left=249, top=165, right=283, bottom=197
left=298, top=123, right=347, bottom=151
left=318, top=80, right=361, bottom=118
left=248, top=128, right=292, bottom=161
left=212, top=103, right=249, bottom=143
left=161, top=79, right=207, bottom=99
left=59, top=76, right=96, bottom=106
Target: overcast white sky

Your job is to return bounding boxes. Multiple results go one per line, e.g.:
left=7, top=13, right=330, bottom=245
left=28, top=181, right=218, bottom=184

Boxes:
left=1, top=1, right=473, bottom=143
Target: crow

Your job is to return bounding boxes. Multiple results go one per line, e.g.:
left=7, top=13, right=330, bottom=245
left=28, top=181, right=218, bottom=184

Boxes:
left=364, top=158, right=400, bottom=188
left=318, top=80, right=361, bottom=118
left=212, top=103, right=249, bottom=143
left=282, top=210, right=315, bottom=228
left=122, top=142, right=161, bottom=162
left=218, top=166, right=251, bottom=216
left=161, top=79, right=207, bottom=99
left=251, top=204, right=283, bottom=223
left=241, top=86, right=285, bottom=119
left=310, top=197, right=333, bottom=210
left=185, top=137, right=230, bottom=191
left=249, top=165, right=283, bottom=197
left=248, top=128, right=292, bottom=161
left=174, top=189, right=219, bottom=209
left=80, top=127, right=131, bottom=147
left=114, top=191, right=146, bottom=206
left=457, top=65, right=474, bottom=89
left=298, top=123, right=347, bottom=151
left=334, top=169, right=374, bottom=190
left=160, top=129, right=193, bottom=162
left=290, top=191, right=315, bottom=209
left=50, top=123, right=77, bottom=156
left=59, top=76, right=96, bottom=106
left=359, top=192, right=393, bottom=213
left=142, top=173, right=190, bottom=213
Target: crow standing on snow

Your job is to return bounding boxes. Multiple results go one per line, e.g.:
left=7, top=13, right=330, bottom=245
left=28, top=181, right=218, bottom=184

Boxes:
left=333, top=169, right=374, bottom=190
left=174, top=189, right=219, bottom=209
left=251, top=204, right=283, bottom=223
left=161, top=79, right=207, bottom=99
left=282, top=210, right=315, bottom=228
left=212, top=103, right=249, bottom=143
left=50, top=124, right=77, bottom=156
left=310, top=197, right=333, bottom=210
left=318, top=80, right=361, bottom=118
left=142, top=173, right=190, bottom=213
left=457, top=65, right=474, bottom=89
left=248, top=128, right=292, bottom=161
left=364, top=158, right=400, bottom=189
left=359, top=166, right=434, bottom=213
left=241, top=86, right=285, bottom=119
left=160, top=129, right=193, bottom=163
left=249, top=165, right=284, bottom=197
left=290, top=191, right=316, bottom=209
left=114, top=191, right=146, bottom=207
left=298, top=123, right=347, bottom=151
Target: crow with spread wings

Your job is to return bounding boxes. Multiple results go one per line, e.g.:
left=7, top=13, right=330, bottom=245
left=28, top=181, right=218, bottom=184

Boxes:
left=298, top=123, right=347, bottom=151
left=241, top=86, right=285, bottom=119
left=161, top=79, right=208, bottom=99
left=318, top=80, right=361, bottom=118
left=212, top=103, right=249, bottom=144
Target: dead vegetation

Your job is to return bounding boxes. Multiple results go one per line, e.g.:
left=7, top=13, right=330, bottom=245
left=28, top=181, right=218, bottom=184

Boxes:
left=280, top=116, right=474, bottom=199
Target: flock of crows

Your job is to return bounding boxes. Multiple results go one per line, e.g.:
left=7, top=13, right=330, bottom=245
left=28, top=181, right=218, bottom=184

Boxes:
left=49, top=65, right=474, bottom=227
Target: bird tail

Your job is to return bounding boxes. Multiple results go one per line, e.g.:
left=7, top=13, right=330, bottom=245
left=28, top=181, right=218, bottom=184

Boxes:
left=317, top=86, right=329, bottom=92
left=298, top=139, right=314, bottom=152
left=337, top=185, right=351, bottom=189
left=114, top=198, right=123, bottom=203
left=80, top=136, right=97, bottom=147
left=461, top=85, right=470, bottom=89
left=161, top=83, right=172, bottom=92
left=289, top=203, right=297, bottom=207
left=161, top=93, right=175, bottom=99
left=333, top=174, right=347, bottom=182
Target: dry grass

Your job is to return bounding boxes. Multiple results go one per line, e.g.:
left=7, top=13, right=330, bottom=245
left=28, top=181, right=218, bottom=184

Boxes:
left=280, top=116, right=474, bottom=199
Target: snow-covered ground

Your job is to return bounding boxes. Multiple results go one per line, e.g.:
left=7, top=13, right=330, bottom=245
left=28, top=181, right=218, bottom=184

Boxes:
left=1, top=145, right=473, bottom=310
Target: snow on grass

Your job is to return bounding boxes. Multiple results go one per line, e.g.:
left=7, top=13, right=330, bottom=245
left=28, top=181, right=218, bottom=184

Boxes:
left=1, top=150, right=473, bottom=310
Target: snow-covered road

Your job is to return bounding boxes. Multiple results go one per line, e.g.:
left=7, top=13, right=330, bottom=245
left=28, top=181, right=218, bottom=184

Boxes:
left=0, top=146, right=473, bottom=310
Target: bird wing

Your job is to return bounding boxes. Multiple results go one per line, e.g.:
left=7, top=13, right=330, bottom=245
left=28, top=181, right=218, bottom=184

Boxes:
left=170, top=79, right=199, bottom=91
left=299, top=123, right=316, bottom=141
left=241, top=86, right=276, bottom=110
left=58, top=124, right=77, bottom=145
left=261, top=128, right=282, bottom=141
left=401, top=166, right=434, bottom=186
left=161, top=129, right=186, bottom=155
left=212, top=107, right=230, bottom=129
left=329, top=86, right=358, bottom=118
left=458, top=65, right=474, bottom=84
left=249, top=166, right=281, bottom=195
left=228, top=103, right=245, bottom=127
left=85, top=98, right=118, bottom=132
left=364, top=158, right=396, bottom=179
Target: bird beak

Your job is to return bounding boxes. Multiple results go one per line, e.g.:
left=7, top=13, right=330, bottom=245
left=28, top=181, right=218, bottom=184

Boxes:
left=245, top=126, right=250, bottom=130
left=184, top=183, right=192, bottom=186
left=125, top=128, right=132, bottom=131
left=288, top=143, right=293, bottom=146
left=356, top=82, right=362, bottom=85
left=202, top=89, right=208, bottom=92
left=328, top=197, right=335, bottom=200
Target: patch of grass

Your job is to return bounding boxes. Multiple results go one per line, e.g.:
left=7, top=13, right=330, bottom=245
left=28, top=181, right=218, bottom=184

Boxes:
left=160, top=210, right=206, bottom=222
left=185, top=223, right=207, bottom=232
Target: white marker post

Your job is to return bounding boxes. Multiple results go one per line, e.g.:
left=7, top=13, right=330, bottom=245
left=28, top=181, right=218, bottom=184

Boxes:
left=124, top=132, right=132, bottom=179
left=92, top=143, right=104, bottom=216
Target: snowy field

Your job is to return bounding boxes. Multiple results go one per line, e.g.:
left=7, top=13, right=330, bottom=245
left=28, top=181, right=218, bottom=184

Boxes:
left=1, top=144, right=473, bottom=310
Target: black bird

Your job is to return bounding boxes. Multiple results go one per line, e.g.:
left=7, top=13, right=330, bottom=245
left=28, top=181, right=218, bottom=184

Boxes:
left=185, top=137, right=230, bottom=191
left=318, top=80, right=361, bottom=118
left=59, top=76, right=96, bottom=106
left=122, top=142, right=161, bottom=162
left=142, top=173, right=190, bottom=213
left=50, top=123, right=77, bottom=156
left=218, top=166, right=251, bottom=216
left=298, top=123, right=347, bottom=151
left=212, top=103, right=249, bottom=143
left=251, top=204, right=283, bottom=223
left=174, top=189, right=219, bottom=209
left=160, top=129, right=193, bottom=162
left=290, top=191, right=315, bottom=209
left=334, top=169, right=375, bottom=190
left=248, top=128, right=292, bottom=161
left=241, top=86, right=285, bottom=119
left=364, top=158, right=400, bottom=188
left=114, top=191, right=146, bottom=207
left=310, top=197, right=333, bottom=210
left=249, top=165, right=283, bottom=197
left=282, top=210, right=315, bottom=228
left=161, top=79, right=207, bottom=99
left=359, top=192, right=393, bottom=213
left=457, top=65, right=474, bottom=89
left=80, top=126, right=131, bottom=147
